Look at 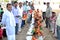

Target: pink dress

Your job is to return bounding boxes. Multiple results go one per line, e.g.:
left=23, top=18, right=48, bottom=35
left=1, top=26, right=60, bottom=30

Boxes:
left=50, top=16, right=57, bottom=36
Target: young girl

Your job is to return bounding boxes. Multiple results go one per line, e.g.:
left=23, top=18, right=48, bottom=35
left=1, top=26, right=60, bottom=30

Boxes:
left=50, top=12, right=57, bottom=37
left=0, top=25, right=3, bottom=40
left=21, top=11, right=27, bottom=28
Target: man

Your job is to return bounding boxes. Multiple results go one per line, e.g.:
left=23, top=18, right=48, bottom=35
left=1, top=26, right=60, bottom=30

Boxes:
left=27, top=2, right=31, bottom=23
left=12, top=1, right=19, bottom=34
left=46, top=2, right=52, bottom=29
left=23, top=1, right=28, bottom=13
left=2, top=3, right=16, bottom=40
left=30, top=3, right=34, bottom=10
left=56, top=13, right=60, bottom=40
left=18, top=2, right=23, bottom=32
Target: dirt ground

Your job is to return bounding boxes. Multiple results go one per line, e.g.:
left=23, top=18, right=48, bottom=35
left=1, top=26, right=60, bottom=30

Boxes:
left=3, top=22, right=57, bottom=40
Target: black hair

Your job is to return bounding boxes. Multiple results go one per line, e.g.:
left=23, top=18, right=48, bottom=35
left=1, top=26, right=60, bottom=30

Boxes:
left=19, top=2, right=22, bottom=4
left=26, top=1, right=28, bottom=3
left=47, top=2, right=50, bottom=4
left=14, top=1, right=17, bottom=4
left=52, top=12, right=56, bottom=14
left=6, top=3, right=12, bottom=7
left=44, top=2, right=46, bottom=5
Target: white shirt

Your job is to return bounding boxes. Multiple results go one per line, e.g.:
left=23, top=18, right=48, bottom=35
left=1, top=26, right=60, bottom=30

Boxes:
left=2, top=10, right=16, bottom=35
left=46, top=7, right=52, bottom=18
left=56, top=13, right=60, bottom=26
left=18, top=7, right=23, bottom=18
left=27, top=5, right=31, bottom=10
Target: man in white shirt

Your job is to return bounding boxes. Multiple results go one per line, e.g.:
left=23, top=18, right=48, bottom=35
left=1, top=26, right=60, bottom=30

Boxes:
left=2, top=3, right=16, bottom=40
left=46, top=2, right=52, bottom=29
left=56, top=13, right=60, bottom=40
left=18, top=2, right=23, bottom=32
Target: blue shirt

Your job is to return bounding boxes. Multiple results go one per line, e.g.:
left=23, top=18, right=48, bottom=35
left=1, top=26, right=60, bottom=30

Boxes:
left=23, top=5, right=28, bottom=12
left=12, top=6, right=19, bottom=23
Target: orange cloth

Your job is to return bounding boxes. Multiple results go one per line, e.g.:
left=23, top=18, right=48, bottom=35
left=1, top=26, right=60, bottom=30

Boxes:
left=32, top=36, right=38, bottom=40
left=22, top=14, right=27, bottom=20
left=36, top=28, right=43, bottom=36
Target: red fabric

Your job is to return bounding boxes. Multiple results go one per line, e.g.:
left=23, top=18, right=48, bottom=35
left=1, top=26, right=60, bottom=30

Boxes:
left=32, top=36, right=38, bottom=40
left=0, top=29, right=3, bottom=38
left=29, top=10, right=33, bottom=14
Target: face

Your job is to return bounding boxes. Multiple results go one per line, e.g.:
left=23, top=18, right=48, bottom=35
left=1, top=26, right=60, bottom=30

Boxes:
left=52, top=13, right=56, bottom=16
left=14, top=3, right=18, bottom=7
left=19, top=2, right=22, bottom=7
left=47, top=3, right=50, bottom=7
left=7, top=5, right=12, bottom=11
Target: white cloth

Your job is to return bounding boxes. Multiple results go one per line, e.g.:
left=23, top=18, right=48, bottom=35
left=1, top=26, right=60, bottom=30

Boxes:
left=56, top=13, right=60, bottom=26
left=38, top=36, right=43, bottom=40
left=26, top=36, right=32, bottom=40
left=18, top=7, right=23, bottom=17
left=27, top=6, right=31, bottom=10
left=18, top=7, right=23, bottom=31
left=18, top=18, right=22, bottom=32
left=2, top=10, right=16, bottom=35
left=2, top=10, right=16, bottom=40
left=7, top=34, right=15, bottom=40
left=46, top=7, right=52, bottom=18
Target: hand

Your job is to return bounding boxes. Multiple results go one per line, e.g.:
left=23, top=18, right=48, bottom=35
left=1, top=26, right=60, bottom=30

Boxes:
left=2, top=24, right=6, bottom=27
left=15, top=15, right=20, bottom=18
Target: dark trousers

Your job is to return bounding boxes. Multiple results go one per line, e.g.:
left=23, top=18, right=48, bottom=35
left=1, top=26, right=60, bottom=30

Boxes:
left=21, top=20, right=25, bottom=28
left=45, top=18, right=51, bottom=28
left=57, top=26, right=60, bottom=40
left=30, top=14, right=32, bottom=21
left=42, top=12, right=46, bottom=20
left=27, top=14, right=32, bottom=23
left=15, top=23, right=19, bottom=34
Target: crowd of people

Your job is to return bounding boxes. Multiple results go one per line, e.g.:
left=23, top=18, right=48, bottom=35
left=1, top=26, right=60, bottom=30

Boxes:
left=0, top=1, right=60, bottom=40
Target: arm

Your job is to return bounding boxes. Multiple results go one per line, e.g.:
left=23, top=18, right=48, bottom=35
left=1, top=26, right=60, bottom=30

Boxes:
left=2, top=13, right=6, bottom=26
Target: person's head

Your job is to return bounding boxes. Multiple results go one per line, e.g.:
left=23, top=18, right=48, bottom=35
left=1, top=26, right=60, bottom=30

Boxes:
left=26, top=1, right=28, bottom=3
left=19, top=2, right=22, bottom=8
left=26, top=1, right=28, bottom=5
left=47, top=2, right=50, bottom=7
left=52, top=12, right=56, bottom=16
left=37, top=20, right=40, bottom=25
left=6, top=3, right=12, bottom=11
left=28, top=2, right=31, bottom=6
left=43, top=2, right=46, bottom=5
left=34, top=26, right=38, bottom=31
left=37, top=9, right=39, bottom=13
left=31, top=3, right=34, bottom=6
left=14, top=1, right=18, bottom=7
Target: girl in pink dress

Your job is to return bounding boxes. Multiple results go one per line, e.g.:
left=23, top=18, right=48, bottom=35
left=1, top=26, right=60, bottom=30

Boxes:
left=50, top=12, right=57, bottom=37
